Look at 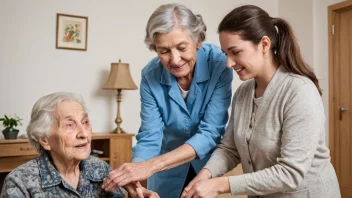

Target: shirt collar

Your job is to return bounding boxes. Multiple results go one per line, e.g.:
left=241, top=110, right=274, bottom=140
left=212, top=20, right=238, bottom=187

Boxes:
left=37, top=152, right=63, bottom=188
left=38, top=152, right=105, bottom=188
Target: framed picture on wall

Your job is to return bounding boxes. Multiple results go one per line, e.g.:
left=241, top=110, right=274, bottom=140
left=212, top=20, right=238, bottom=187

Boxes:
left=56, top=13, right=88, bottom=51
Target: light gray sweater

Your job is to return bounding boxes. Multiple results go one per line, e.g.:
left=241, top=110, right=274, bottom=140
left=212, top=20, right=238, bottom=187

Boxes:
left=204, top=66, right=340, bottom=198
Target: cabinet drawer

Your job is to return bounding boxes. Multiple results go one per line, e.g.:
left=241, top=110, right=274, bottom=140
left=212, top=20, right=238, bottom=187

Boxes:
left=0, top=143, right=38, bottom=157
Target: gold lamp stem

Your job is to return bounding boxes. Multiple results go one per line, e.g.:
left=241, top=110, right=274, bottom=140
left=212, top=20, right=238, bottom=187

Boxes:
left=115, top=89, right=124, bottom=133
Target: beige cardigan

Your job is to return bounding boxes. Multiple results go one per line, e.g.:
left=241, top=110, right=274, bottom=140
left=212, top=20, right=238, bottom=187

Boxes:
left=204, top=66, right=340, bottom=198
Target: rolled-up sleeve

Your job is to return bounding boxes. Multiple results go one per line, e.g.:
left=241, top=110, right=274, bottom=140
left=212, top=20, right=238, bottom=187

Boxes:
left=132, top=76, right=164, bottom=162
left=186, top=67, right=233, bottom=159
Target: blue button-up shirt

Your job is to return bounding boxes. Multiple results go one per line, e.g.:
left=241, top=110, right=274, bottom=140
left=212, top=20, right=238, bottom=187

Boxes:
left=132, top=43, right=233, bottom=198
left=1, top=152, right=124, bottom=198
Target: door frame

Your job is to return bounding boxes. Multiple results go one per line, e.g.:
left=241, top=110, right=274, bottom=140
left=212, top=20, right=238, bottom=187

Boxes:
left=328, top=0, right=352, bottom=166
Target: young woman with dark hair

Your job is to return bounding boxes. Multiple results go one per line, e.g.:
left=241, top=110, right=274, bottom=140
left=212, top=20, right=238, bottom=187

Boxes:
left=181, top=5, right=340, bottom=198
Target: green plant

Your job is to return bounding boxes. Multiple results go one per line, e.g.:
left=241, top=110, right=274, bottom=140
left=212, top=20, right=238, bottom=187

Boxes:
left=0, top=114, right=23, bottom=132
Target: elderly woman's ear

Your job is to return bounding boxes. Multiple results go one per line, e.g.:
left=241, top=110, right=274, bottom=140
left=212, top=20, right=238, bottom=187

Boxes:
left=39, top=137, right=51, bottom=151
left=196, top=40, right=202, bottom=50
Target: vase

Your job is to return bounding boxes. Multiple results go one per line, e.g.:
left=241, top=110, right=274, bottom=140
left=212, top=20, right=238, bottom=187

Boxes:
left=2, top=129, right=19, bottom=140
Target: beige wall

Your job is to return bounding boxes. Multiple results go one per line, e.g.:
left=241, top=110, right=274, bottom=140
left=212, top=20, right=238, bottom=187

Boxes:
left=0, top=0, right=278, bottom=144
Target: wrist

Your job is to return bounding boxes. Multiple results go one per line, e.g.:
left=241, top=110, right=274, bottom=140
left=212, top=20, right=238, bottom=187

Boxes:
left=200, top=168, right=212, bottom=179
left=215, top=177, right=230, bottom=194
left=147, top=157, right=164, bottom=174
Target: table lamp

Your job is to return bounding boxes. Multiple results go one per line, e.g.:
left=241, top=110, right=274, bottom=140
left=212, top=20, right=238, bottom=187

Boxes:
left=103, top=60, right=138, bottom=133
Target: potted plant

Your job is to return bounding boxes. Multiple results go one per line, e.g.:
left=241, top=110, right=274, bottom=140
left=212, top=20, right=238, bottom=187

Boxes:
left=0, top=114, right=22, bottom=140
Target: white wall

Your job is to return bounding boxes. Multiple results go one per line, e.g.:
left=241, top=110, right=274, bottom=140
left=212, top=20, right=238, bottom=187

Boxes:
left=0, top=0, right=278, bottom=144
left=278, top=0, right=314, bottom=67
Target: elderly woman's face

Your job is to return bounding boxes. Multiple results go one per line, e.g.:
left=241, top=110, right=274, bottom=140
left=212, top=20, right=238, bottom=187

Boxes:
left=155, top=27, right=201, bottom=79
left=43, top=100, right=92, bottom=162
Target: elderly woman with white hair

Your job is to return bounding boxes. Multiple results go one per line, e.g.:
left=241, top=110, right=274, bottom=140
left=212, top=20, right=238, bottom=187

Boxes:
left=102, top=3, right=233, bottom=198
left=0, top=92, right=158, bottom=198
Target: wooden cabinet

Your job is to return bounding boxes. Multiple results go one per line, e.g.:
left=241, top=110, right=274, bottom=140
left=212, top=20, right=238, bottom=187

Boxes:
left=0, top=133, right=134, bottom=189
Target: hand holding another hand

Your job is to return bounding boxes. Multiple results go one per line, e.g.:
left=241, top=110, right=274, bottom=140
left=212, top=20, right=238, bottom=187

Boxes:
left=102, top=162, right=153, bottom=192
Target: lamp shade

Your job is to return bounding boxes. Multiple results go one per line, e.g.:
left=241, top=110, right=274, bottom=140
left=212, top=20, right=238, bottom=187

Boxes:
left=103, top=61, right=138, bottom=90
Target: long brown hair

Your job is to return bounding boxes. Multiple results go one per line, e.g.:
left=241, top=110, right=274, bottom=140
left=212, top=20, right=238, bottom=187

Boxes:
left=218, top=5, right=322, bottom=95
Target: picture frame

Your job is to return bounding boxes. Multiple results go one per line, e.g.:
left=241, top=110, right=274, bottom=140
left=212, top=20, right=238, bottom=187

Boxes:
left=56, top=13, right=88, bottom=51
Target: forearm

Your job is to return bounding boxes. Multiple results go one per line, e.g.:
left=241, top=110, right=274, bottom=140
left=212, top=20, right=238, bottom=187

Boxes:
left=147, top=144, right=196, bottom=173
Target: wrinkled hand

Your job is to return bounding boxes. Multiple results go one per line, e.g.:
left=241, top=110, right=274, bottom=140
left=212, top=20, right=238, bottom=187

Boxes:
left=181, top=178, right=222, bottom=198
left=103, top=162, right=153, bottom=191
left=181, top=168, right=212, bottom=196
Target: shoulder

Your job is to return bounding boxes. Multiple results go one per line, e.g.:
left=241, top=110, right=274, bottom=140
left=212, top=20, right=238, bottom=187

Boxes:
left=200, top=42, right=227, bottom=65
left=141, top=56, right=163, bottom=78
left=6, top=158, right=39, bottom=180
left=3, top=157, right=39, bottom=192
left=284, top=72, right=319, bottom=97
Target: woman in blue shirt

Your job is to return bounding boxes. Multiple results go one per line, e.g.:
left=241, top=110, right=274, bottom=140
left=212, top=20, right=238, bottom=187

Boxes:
left=103, top=3, right=233, bottom=197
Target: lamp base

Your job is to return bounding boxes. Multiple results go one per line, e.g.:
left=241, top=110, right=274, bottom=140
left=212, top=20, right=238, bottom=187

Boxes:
left=114, top=127, right=126, bottom=134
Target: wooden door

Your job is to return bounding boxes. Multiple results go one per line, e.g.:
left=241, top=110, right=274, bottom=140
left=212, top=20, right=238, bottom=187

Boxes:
left=329, top=1, right=352, bottom=197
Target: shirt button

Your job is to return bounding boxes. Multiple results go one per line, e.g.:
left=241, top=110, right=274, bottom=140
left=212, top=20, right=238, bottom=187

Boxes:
left=185, top=128, right=189, bottom=132
left=185, top=116, right=190, bottom=119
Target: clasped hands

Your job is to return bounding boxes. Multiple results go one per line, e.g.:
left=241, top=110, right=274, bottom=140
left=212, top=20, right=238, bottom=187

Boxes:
left=102, top=161, right=159, bottom=198
left=102, top=162, right=226, bottom=198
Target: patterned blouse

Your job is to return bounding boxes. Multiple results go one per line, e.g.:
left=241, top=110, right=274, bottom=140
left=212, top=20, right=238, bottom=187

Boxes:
left=0, top=152, right=124, bottom=198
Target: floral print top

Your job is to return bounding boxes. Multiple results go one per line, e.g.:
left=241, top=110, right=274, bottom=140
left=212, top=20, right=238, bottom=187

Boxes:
left=0, top=152, right=124, bottom=198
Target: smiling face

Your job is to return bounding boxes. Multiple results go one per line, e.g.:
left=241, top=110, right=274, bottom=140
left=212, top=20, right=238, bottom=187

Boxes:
left=219, top=31, right=266, bottom=81
left=40, top=100, right=92, bottom=162
left=154, top=27, right=201, bottom=80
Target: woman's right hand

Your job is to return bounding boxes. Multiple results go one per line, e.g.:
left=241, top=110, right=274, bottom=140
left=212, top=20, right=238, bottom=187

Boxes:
left=181, top=168, right=212, bottom=196
left=103, top=162, right=153, bottom=191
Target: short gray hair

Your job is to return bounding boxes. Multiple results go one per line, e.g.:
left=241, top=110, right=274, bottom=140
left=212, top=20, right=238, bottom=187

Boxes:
left=26, top=92, right=87, bottom=153
left=145, top=3, right=207, bottom=51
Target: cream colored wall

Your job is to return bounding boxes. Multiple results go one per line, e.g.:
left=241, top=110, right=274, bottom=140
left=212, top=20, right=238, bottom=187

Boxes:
left=0, top=0, right=278, bottom=145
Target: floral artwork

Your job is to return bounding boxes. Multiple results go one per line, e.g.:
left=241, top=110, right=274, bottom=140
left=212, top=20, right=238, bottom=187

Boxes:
left=63, top=23, right=81, bottom=43
left=56, top=14, right=88, bottom=51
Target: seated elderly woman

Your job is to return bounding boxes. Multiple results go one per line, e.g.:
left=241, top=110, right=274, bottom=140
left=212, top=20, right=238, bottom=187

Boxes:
left=0, top=92, right=156, bottom=198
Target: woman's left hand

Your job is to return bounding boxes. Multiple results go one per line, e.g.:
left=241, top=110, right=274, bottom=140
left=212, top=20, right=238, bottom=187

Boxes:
left=103, top=162, right=153, bottom=191
left=181, top=177, right=230, bottom=198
